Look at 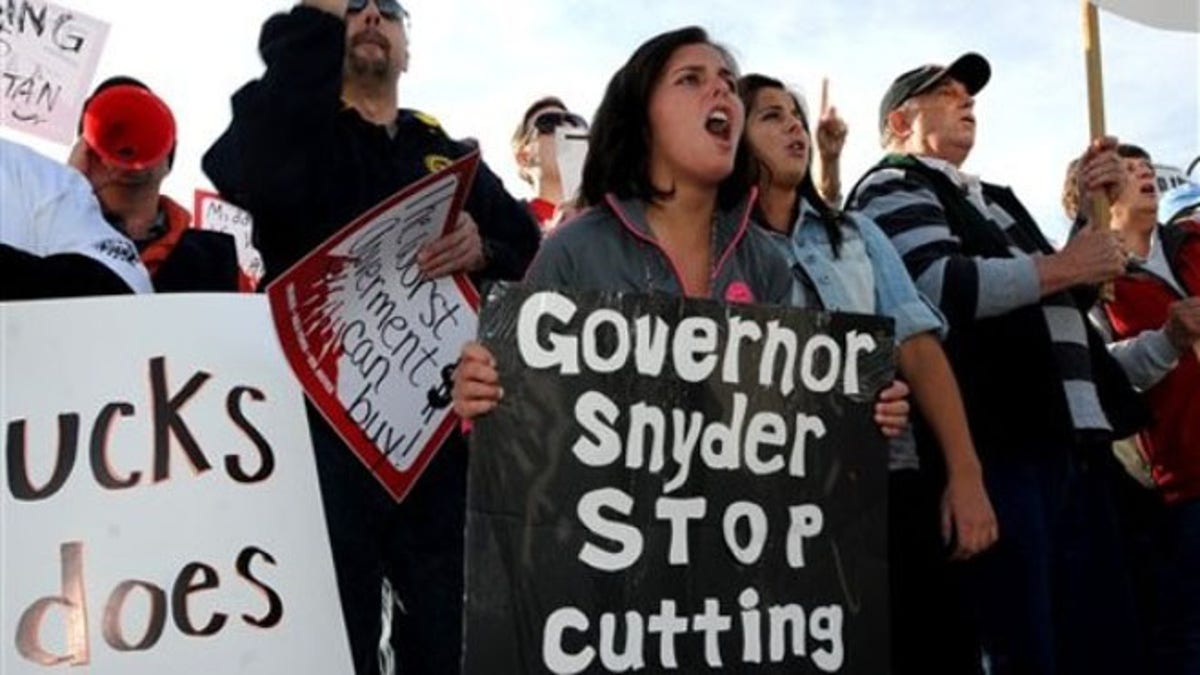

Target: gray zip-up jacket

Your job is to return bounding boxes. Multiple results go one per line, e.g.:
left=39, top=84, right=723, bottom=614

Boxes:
left=525, top=190, right=792, bottom=305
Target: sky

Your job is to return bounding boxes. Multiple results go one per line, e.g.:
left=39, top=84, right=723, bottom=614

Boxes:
left=2, top=0, right=1197, bottom=244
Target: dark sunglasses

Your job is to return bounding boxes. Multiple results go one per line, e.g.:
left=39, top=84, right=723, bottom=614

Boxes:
left=528, top=111, right=588, bottom=136
left=347, top=0, right=408, bottom=21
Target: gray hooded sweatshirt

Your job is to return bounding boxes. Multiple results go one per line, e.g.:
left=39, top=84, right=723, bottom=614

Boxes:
left=525, top=190, right=791, bottom=305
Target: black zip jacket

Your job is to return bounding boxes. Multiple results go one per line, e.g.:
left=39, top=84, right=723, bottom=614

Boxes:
left=201, top=6, right=539, bottom=286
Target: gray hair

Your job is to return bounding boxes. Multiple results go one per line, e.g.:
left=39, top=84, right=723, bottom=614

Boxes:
left=880, top=98, right=918, bottom=150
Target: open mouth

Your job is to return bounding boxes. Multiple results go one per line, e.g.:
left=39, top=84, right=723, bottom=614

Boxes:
left=786, top=140, right=807, bottom=156
left=1139, top=183, right=1156, bottom=196
left=705, top=108, right=732, bottom=141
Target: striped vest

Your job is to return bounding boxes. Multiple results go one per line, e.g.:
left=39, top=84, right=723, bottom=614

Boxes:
left=849, top=155, right=1146, bottom=455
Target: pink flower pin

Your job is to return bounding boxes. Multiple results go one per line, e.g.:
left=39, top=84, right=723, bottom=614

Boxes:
left=724, top=281, right=754, bottom=304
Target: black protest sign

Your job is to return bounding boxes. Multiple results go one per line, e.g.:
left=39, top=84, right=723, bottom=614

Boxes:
left=464, top=286, right=894, bottom=674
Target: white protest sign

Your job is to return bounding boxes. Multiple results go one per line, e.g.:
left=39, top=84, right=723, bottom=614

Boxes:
left=194, top=190, right=264, bottom=289
left=553, top=126, right=588, bottom=209
left=1091, top=0, right=1199, bottom=32
left=1, top=294, right=353, bottom=673
left=0, top=0, right=109, bottom=144
left=267, top=153, right=480, bottom=502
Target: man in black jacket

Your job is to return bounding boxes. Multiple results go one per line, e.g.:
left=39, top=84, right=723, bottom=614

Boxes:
left=203, top=1, right=540, bottom=673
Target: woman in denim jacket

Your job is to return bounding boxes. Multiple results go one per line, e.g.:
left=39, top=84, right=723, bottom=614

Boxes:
left=738, top=73, right=997, bottom=675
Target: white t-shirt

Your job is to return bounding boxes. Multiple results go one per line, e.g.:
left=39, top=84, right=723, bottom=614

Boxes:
left=1, top=138, right=152, bottom=293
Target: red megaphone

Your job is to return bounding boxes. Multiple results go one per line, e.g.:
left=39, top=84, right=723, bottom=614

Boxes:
left=81, top=84, right=176, bottom=171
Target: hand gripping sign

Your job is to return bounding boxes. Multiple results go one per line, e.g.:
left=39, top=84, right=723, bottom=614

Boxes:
left=267, top=152, right=481, bottom=502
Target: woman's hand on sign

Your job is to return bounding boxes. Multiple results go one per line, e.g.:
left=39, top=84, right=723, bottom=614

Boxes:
left=453, top=341, right=502, bottom=419
left=873, top=379, right=910, bottom=437
left=942, top=469, right=999, bottom=561
left=419, top=212, right=486, bottom=279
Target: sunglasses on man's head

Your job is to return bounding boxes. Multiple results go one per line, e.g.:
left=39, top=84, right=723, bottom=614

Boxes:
left=528, top=111, right=588, bottom=136
left=347, top=0, right=408, bottom=22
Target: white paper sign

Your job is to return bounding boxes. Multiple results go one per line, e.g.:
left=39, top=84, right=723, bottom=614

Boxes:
left=0, top=1, right=109, bottom=144
left=1, top=294, right=353, bottom=673
left=267, top=154, right=480, bottom=502
left=1091, top=0, right=1199, bottom=33
left=554, top=126, right=588, bottom=208
left=194, top=190, right=264, bottom=289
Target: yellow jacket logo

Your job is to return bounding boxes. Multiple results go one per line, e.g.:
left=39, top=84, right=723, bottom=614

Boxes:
left=424, top=154, right=452, bottom=174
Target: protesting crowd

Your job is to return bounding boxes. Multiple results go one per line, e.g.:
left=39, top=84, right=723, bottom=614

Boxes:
left=2, top=0, right=1198, bottom=673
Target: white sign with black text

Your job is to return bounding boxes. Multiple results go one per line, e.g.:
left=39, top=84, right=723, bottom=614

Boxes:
left=1, top=294, right=352, bottom=673
left=0, top=0, right=109, bottom=144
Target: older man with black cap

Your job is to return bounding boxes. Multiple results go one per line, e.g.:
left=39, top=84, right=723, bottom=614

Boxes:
left=848, top=54, right=1148, bottom=674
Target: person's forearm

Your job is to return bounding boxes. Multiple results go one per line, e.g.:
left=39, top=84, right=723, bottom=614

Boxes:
left=466, top=165, right=541, bottom=281
left=897, top=333, right=981, bottom=477
left=1034, top=252, right=1084, bottom=298
left=814, top=155, right=842, bottom=207
left=1107, top=329, right=1180, bottom=390
left=217, top=3, right=346, bottom=248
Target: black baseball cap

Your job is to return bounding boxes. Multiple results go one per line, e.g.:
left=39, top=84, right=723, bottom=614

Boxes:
left=878, top=53, right=991, bottom=134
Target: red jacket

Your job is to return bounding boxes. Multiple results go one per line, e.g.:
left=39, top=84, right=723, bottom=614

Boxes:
left=1104, top=222, right=1200, bottom=503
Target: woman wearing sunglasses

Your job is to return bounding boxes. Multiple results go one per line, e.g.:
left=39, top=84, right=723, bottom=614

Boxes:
left=737, top=73, right=998, bottom=674
left=454, top=28, right=911, bottom=438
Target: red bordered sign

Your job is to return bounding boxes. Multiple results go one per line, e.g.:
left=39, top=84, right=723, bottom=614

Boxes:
left=193, top=189, right=263, bottom=291
left=267, top=153, right=481, bottom=502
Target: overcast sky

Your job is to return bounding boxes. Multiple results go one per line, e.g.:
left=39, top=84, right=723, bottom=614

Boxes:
left=3, top=0, right=1197, bottom=244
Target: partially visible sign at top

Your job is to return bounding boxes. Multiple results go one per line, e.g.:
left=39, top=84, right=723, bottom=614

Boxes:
left=0, top=0, right=109, bottom=144
left=1090, top=0, right=1199, bottom=33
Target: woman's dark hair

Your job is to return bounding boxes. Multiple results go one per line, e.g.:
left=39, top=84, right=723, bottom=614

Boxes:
left=737, top=73, right=844, bottom=256
left=578, top=26, right=751, bottom=210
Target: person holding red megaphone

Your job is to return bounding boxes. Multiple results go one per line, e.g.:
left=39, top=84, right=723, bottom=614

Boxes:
left=69, top=76, right=241, bottom=293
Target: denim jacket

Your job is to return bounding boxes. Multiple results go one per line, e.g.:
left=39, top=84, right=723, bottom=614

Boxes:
left=760, top=199, right=944, bottom=471
left=764, top=199, right=945, bottom=344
